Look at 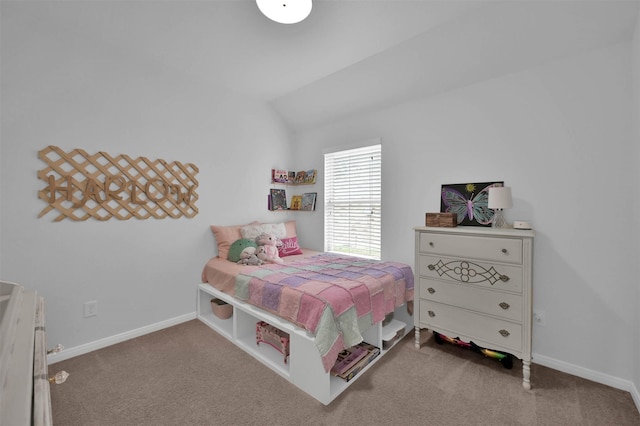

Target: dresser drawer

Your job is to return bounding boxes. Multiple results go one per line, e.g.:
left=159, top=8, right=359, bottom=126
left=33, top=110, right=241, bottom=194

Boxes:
left=419, top=300, right=522, bottom=352
left=419, top=233, right=522, bottom=264
left=419, top=278, right=523, bottom=322
left=418, top=255, right=523, bottom=293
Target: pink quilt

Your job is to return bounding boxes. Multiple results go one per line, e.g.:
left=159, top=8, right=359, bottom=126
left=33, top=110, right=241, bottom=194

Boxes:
left=233, top=253, right=414, bottom=372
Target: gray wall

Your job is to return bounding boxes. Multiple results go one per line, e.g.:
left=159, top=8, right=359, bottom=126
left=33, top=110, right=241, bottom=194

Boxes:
left=293, top=41, right=639, bottom=395
left=1, top=3, right=293, bottom=354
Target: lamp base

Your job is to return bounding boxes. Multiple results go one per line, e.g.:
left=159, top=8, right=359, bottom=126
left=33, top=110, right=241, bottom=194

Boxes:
left=492, top=210, right=507, bottom=229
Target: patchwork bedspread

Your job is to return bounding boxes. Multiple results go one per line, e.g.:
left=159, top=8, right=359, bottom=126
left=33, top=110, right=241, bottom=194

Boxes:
left=233, top=253, right=414, bottom=372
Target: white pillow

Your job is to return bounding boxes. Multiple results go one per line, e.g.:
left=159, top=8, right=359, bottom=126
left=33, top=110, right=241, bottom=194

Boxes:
left=241, top=222, right=287, bottom=240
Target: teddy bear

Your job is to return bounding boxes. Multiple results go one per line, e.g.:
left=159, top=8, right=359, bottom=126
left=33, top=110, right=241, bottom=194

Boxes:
left=237, top=247, right=264, bottom=266
left=255, top=232, right=283, bottom=264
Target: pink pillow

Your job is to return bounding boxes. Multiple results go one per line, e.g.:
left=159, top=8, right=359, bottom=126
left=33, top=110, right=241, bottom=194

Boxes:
left=211, top=222, right=258, bottom=259
left=285, top=220, right=297, bottom=238
left=278, top=236, right=303, bottom=257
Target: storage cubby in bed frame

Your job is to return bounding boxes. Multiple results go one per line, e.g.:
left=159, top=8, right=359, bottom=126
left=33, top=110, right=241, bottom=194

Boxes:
left=196, top=283, right=411, bottom=405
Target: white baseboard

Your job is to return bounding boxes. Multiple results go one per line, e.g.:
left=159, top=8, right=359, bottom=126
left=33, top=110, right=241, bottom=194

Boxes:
left=47, top=312, right=196, bottom=365
left=533, top=352, right=640, bottom=413
left=631, top=382, right=640, bottom=415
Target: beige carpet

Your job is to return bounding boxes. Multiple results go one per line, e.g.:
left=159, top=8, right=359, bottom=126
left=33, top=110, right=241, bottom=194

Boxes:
left=50, top=320, right=639, bottom=426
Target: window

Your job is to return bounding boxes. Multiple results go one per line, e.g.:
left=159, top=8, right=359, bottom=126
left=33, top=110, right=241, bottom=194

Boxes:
left=324, top=144, right=381, bottom=259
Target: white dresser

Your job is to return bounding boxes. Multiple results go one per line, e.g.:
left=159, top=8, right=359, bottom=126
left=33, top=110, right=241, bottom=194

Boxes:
left=414, top=226, right=535, bottom=389
left=1, top=281, right=57, bottom=426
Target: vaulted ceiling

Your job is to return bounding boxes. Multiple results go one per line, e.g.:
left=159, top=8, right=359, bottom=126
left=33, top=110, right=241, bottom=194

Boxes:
left=9, top=0, right=639, bottom=131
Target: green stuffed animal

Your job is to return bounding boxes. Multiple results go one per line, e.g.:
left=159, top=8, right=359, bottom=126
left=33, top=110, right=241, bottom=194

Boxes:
left=227, top=238, right=258, bottom=263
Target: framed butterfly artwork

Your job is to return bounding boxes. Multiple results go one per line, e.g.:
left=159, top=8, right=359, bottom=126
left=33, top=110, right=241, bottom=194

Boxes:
left=440, top=181, right=504, bottom=227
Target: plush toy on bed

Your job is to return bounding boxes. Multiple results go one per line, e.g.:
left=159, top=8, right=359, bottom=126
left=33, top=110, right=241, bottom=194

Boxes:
left=255, top=233, right=284, bottom=264
left=228, top=238, right=258, bottom=263
left=237, top=248, right=264, bottom=266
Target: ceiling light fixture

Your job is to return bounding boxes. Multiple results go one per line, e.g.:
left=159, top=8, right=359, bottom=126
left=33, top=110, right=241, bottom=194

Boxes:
left=256, top=0, right=312, bottom=24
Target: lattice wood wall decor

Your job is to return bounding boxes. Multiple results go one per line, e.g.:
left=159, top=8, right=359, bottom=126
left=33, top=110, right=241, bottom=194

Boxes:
left=38, top=146, right=199, bottom=221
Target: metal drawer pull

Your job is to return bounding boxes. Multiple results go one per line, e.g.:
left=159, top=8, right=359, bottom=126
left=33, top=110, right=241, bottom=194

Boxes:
left=428, top=264, right=435, bottom=271
left=499, top=302, right=510, bottom=310
left=428, top=310, right=436, bottom=317
left=429, top=242, right=434, bottom=247
left=499, top=329, right=510, bottom=337
left=499, top=274, right=510, bottom=282
left=501, top=248, right=508, bottom=254
left=427, top=287, right=435, bottom=294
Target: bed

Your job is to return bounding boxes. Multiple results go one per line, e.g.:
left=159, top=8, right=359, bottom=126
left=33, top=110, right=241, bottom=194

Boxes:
left=197, top=220, right=414, bottom=404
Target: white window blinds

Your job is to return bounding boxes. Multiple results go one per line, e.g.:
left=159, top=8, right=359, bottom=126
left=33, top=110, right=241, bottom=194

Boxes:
left=324, top=144, right=381, bottom=259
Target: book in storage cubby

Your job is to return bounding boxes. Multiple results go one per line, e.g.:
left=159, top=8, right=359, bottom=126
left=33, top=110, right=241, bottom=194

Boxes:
left=330, top=342, right=380, bottom=382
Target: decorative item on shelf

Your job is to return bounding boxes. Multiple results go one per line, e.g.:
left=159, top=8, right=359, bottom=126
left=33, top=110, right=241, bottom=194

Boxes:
left=272, top=169, right=290, bottom=184
left=302, top=169, right=317, bottom=184
left=272, top=168, right=317, bottom=185
left=290, top=195, right=302, bottom=210
left=440, top=181, right=504, bottom=227
left=269, top=188, right=288, bottom=210
left=256, top=0, right=312, bottom=24
left=294, top=170, right=306, bottom=184
left=300, top=192, right=317, bottom=211
left=210, top=298, right=233, bottom=319
left=488, top=186, right=513, bottom=229
left=425, top=212, right=457, bottom=227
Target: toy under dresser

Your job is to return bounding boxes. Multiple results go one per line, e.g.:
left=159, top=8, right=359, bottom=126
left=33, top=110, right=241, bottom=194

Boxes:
left=414, top=226, right=535, bottom=389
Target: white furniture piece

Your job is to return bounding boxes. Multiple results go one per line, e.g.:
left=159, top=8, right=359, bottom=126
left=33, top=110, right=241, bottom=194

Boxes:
left=197, top=283, right=411, bottom=404
left=0, top=281, right=56, bottom=426
left=413, top=226, right=535, bottom=389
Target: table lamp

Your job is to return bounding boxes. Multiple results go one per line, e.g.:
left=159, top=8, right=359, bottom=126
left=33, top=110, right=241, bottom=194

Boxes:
left=488, top=186, right=512, bottom=229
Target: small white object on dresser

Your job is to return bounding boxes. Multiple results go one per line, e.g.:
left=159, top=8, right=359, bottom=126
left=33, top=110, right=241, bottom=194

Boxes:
left=414, top=226, right=535, bottom=389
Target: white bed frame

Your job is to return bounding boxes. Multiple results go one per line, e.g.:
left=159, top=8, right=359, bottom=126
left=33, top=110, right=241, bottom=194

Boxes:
left=197, top=283, right=412, bottom=405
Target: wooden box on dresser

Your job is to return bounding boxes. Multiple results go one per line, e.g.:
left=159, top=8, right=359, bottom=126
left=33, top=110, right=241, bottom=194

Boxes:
left=413, top=226, right=535, bottom=389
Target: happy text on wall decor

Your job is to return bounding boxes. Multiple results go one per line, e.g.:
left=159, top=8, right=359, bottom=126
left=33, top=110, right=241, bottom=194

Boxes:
left=38, top=146, right=199, bottom=221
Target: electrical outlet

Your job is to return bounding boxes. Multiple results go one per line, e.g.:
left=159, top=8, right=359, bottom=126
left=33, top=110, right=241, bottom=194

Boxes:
left=84, top=301, right=98, bottom=318
left=533, top=310, right=546, bottom=326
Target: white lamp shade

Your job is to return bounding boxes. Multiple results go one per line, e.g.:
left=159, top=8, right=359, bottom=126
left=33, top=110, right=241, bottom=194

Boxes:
left=257, top=0, right=312, bottom=24
left=488, top=186, right=513, bottom=209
